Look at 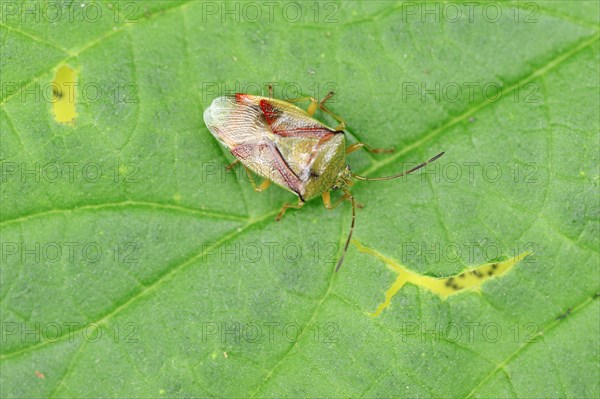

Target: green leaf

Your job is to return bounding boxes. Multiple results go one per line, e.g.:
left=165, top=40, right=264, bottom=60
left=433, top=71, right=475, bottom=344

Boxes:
left=1, top=1, right=598, bottom=397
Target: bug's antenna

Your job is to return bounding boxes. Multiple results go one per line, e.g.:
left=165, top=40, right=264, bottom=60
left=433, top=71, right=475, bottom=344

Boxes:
left=335, top=192, right=356, bottom=272
left=353, top=152, right=445, bottom=181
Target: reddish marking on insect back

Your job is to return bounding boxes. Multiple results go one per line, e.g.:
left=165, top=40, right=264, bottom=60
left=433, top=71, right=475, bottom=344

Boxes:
left=268, top=142, right=304, bottom=199
left=259, top=99, right=281, bottom=125
left=231, top=146, right=249, bottom=159
left=232, top=143, right=265, bottom=159
left=235, top=93, right=249, bottom=103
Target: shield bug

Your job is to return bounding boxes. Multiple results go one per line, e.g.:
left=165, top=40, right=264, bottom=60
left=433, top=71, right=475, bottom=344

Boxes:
left=204, top=87, right=444, bottom=271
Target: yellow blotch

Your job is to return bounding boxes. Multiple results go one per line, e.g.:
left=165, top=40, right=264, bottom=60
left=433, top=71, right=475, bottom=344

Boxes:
left=52, top=64, right=78, bottom=124
left=353, top=240, right=532, bottom=317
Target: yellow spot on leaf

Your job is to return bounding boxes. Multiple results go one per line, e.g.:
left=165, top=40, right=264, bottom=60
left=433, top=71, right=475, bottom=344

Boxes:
left=353, top=240, right=532, bottom=317
left=52, top=65, right=78, bottom=124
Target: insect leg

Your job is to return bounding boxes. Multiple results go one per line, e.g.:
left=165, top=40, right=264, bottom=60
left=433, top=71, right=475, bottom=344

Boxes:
left=283, top=96, right=314, bottom=103
left=319, top=91, right=335, bottom=105
left=315, top=91, right=346, bottom=131
left=243, top=166, right=272, bottom=192
left=346, top=143, right=395, bottom=155
left=225, top=159, right=240, bottom=171
left=322, top=191, right=351, bottom=210
left=255, top=180, right=271, bottom=192
left=285, top=91, right=345, bottom=130
left=284, top=96, right=320, bottom=116
left=275, top=198, right=305, bottom=221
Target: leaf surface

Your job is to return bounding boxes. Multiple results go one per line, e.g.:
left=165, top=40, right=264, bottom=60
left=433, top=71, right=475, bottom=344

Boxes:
left=1, top=1, right=598, bottom=397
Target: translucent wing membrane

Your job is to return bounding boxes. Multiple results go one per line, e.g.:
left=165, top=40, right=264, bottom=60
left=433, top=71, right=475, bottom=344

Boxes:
left=203, top=95, right=268, bottom=148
